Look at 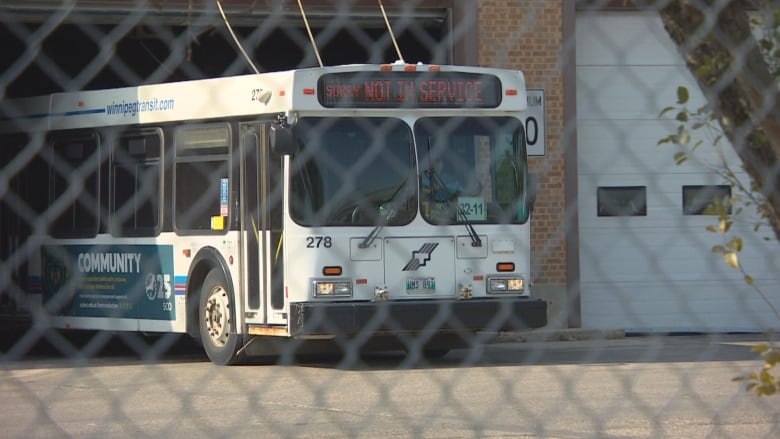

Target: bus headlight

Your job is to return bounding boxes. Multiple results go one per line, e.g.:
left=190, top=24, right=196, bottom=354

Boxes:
left=312, top=279, right=353, bottom=297
left=487, top=276, right=525, bottom=294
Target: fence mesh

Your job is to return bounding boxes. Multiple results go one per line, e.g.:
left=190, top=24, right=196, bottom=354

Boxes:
left=2, top=1, right=780, bottom=438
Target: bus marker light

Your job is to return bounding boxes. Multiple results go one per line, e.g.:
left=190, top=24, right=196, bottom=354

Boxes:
left=428, top=65, right=440, bottom=71
left=487, top=276, right=525, bottom=294
left=497, top=262, right=515, bottom=272
left=303, top=88, right=315, bottom=95
left=356, top=278, right=368, bottom=285
left=506, top=89, right=518, bottom=96
left=404, top=65, right=417, bottom=71
left=473, top=275, right=484, bottom=281
left=182, top=249, right=191, bottom=258
left=322, top=266, right=342, bottom=276
left=229, top=255, right=234, bottom=265
left=380, top=64, right=392, bottom=71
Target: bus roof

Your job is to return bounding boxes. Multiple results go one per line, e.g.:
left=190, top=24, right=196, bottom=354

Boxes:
left=0, top=64, right=527, bottom=132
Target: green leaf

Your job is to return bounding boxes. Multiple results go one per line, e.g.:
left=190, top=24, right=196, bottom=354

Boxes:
left=673, top=151, right=688, bottom=165
left=677, top=86, right=689, bottom=104
left=659, top=106, right=676, bottom=117
left=724, top=251, right=740, bottom=269
left=676, top=111, right=689, bottom=122
left=763, top=349, right=780, bottom=366
left=758, top=385, right=776, bottom=396
left=744, top=274, right=754, bottom=286
left=677, top=127, right=691, bottom=146
left=727, top=237, right=744, bottom=252
left=719, top=218, right=732, bottom=233
left=712, top=244, right=726, bottom=254
left=753, top=343, right=770, bottom=353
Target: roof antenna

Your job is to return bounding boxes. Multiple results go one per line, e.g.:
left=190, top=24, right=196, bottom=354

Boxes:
left=297, top=0, right=324, bottom=67
left=379, top=0, right=405, bottom=63
left=216, top=0, right=261, bottom=74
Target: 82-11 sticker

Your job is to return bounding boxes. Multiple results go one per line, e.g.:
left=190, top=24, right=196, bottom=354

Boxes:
left=457, top=196, right=486, bottom=221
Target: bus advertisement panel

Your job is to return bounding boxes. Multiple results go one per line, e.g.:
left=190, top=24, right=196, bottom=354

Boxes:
left=41, top=244, right=175, bottom=320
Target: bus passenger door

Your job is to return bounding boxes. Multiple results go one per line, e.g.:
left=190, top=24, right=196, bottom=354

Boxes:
left=241, top=124, right=265, bottom=324
left=240, top=123, right=285, bottom=326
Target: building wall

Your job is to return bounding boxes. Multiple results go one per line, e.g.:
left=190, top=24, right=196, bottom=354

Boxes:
left=478, top=1, right=570, bottom=324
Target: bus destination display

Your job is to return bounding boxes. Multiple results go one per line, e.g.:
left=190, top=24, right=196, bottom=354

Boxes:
left=318, top=72, right=502, bottom=108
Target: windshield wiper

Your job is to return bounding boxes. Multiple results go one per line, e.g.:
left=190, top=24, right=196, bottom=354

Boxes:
left=359, top=220, right=386, bottom=249
left=424, top=166, right=482, bottom=247
left=358, top=177, right=407, bottom=249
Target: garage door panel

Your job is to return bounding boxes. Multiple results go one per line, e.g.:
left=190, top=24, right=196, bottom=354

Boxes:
left=581, top=281, right=780, bottom=332
left=577, top=65, right=702, bottom=120
left=581, top=233, right=736, bottom=282
left=577, top=120, right=741, bottom=175
left=580, top=248, right=777, bottom=283
left=578, top=185, right=728, bottom=225
left=576, top=12, right=681, bottom=66
left=580, top=213, right=780, bottom=277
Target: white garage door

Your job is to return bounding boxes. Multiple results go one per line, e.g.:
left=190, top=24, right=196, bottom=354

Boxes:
left=576, top=11, right=780, bottom=332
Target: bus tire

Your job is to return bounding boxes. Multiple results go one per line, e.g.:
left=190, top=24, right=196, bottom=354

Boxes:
left=199, top=268, right=245, bottom=365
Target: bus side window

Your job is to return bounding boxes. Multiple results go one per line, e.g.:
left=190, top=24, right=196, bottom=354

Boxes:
left=173, top=123, right=232, bottom=234
left=48, top=131, right=100, bottom=239
left=111, top=128, right=163, bottom=237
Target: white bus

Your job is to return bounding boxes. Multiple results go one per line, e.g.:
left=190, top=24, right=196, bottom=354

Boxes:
left=0, top=64, right=547, bottom=364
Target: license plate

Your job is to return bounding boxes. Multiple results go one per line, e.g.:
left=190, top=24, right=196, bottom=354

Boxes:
left=406, top=278, right=436, bottom=293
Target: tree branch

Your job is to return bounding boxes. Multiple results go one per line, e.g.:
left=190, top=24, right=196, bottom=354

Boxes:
left=659, top=0, right=780, bottom=240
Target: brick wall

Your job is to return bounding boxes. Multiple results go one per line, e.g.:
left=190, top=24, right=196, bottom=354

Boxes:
left=478, top=0, right=567, bottom=286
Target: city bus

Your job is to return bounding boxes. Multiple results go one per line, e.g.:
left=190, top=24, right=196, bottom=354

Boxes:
left=0, top=63, right=547, bottom=364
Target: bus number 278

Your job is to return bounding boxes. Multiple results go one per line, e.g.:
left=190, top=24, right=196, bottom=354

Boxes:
left=306, top=236, right=333, bottom=248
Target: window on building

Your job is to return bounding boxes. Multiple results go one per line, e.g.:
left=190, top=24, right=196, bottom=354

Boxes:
left=682, top=185, right=731, bottom=215
left=597, top=186, right=647, bottom=217
left=174, top=124, right=231, bottom=233
left=111, top=128, right=163, bottom=236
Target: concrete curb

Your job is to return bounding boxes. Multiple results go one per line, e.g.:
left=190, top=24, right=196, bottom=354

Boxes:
left=486, top=327, right=626, bottom=343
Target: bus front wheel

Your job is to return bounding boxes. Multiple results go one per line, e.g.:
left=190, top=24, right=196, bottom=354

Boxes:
left=199, top=269, right=245, bottom=365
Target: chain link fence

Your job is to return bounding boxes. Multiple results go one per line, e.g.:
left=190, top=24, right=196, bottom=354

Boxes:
left=2, top=1, right=780, bottom=437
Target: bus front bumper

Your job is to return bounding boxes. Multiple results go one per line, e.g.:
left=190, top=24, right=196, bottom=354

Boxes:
left=288, top=298, right=547, bottom=338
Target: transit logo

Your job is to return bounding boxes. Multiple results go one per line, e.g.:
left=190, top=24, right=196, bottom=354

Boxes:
left=402, top=243, right=439, bottom=271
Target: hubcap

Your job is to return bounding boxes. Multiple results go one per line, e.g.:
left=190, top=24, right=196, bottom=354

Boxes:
left=204, top=286, right=231, bottom=347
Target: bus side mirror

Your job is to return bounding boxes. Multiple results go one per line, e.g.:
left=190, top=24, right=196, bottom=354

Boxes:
left=270, top=123, right=296, bottom=155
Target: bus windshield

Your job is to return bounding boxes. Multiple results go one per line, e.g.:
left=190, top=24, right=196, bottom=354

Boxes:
left=290, top=116, right=529, bottom=227
left=290, top=117, right=417, bottom=227
left=415, top=117, right=529, bottom=225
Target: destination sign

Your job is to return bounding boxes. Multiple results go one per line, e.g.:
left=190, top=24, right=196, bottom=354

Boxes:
left=317, top=72, right=502, bottom=108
